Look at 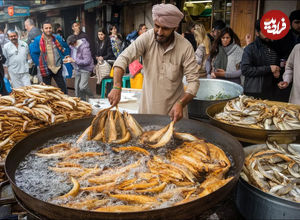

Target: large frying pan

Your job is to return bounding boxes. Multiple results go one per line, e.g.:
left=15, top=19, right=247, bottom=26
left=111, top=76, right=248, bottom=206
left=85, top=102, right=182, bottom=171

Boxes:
left=5, top=115, right=244, bottom=220
left=206, top=101, right=300, bottom=144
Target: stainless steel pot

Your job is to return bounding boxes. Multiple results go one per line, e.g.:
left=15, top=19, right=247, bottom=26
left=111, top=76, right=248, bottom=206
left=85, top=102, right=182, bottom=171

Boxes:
left=188, top=79, right=243, bottom=119
left=235, top=144, right=300, bottom=219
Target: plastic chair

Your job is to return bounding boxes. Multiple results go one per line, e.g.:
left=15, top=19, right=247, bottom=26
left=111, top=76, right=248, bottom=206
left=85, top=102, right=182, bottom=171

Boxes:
left=101, top=75, right=130, bottom=98
left=101, top=78, right=113, bottom=98
left=122, top=75, right=131, bottom=88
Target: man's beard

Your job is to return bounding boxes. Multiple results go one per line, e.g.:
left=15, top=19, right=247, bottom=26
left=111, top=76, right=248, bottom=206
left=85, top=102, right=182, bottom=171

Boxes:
left=260, top=36, right=273, bottom=46
left=11, top=38, right=18, bottom=44
left=291, top=27, right=300, bottom=35
left=155, top=31, right=174, bottom=44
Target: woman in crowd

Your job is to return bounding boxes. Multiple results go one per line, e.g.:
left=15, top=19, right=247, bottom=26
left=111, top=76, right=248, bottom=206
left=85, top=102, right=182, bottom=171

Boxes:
left=66, top=35, right=94, bottom=101
left=96, top=27, right=116, bottom=62
left=109, top=25, right=123, bottom=58
left=194, top=23, right=211, bottom=77
left=208, top=27, right=243, bottom=84
left=95, top=28, right=115, bottom=95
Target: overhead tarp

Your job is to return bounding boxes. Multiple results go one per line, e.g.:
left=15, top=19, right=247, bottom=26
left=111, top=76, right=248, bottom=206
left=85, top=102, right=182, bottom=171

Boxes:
left=84, top=0, right=101, bottom=10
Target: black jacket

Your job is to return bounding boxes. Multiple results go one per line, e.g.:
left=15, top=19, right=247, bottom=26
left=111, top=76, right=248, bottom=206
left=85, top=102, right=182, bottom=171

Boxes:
left=0, top=46, right=7, bottom=95
left=275, top=30, right=300, bottom=60
left=241, top=37, right=277, bottom=96
left=96, top=37, right=116, bottom=60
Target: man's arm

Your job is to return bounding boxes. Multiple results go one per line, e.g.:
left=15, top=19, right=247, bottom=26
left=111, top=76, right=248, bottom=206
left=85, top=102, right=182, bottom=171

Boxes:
left=108, top=66, right=124, bottom=106
left=29, top=37, right=41, bottom=66
left=169, top=93, right=194, bottom=122
left=170, top=43, right=200, bottom=122
left=57, top=35, right=70, bottom=57
left=282, top=45, right=296, bottom=84
left=108, top=31, right=149, bottom=106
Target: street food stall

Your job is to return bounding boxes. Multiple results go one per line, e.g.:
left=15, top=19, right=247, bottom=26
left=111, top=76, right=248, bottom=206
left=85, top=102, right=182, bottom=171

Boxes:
left=0, top=82, right=300, bottom=219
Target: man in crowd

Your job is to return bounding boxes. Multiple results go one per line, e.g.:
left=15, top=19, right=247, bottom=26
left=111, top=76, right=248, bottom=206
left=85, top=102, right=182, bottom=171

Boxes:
left=278, top=44, right=300, bottom=105
left=25, top=18, right=42, bottom=45
left=108, top=3, right=199, bottom=122
left=72, top=21, right=93, bottom=57
left=274, top=9, right=300, bottom=102
left=30, top=20, right=70, bottom=94
left=72, top=21, right=88, bottom=41
left=207, top=20, right=226, bottom=44
left=241, top=20, right=280, bottom=100
left=126, top=24, right=148, bottom=44
left=3, top=30, right=31, bottom=88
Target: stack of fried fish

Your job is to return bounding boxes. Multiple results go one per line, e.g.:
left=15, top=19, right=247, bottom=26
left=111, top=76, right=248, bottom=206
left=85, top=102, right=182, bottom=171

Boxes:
left=0, top=85, right=92, bottom=162
left=32, top=108, right=233, bottom=212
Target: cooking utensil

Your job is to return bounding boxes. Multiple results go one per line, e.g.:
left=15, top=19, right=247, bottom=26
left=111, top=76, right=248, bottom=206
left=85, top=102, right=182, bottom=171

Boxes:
left=5, top=115, right=244, bottom=220
left=235, top=144, right=300, bottom=219
left=188, top=79, right=243, bottom=119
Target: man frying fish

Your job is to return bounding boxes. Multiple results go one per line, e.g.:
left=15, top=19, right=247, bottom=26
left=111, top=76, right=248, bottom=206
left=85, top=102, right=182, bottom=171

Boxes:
left=108, top=4, right=200, bottom=122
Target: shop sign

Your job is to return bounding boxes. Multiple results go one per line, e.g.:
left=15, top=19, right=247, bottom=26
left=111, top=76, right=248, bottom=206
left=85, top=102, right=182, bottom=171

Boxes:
left=7, top=6, right=30, bottom=17
left=84, top=0, right=101, bottom=10
left=8, top=6, right=14, bottom=16
left=260, top=10, right=290, bottom=40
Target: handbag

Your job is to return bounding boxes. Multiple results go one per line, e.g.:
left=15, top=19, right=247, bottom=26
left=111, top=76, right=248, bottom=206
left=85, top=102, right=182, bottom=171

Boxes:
left=29, top=64, right=37, bottom=76
left=94, top=61, right=111, bottom=84
left=129, top=60, right=143, bottom=78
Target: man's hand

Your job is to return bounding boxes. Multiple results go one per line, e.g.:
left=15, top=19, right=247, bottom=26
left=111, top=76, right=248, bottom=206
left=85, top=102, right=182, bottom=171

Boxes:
left=169, top=102, right=183, bottom=123
left=108, top=88, right=121, bottom=106
left=245, top=33, right=252, bottom=46
left=278, top=81, right=289, bottom=89
left=211, top=72, right=216, bottom=79
left=273, top=71, right=280, bottom=78
left=214, top=68, right=225, bottom=77
left=270, top=65, right=280, bottom=73
left=270, top=65, right=280, bottom=78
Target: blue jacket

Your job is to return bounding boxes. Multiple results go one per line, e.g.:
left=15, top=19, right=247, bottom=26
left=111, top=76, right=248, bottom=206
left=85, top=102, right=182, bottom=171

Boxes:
left=126, top=30, right=138, bottom=43
left=29, top=34, right=73, bottom=77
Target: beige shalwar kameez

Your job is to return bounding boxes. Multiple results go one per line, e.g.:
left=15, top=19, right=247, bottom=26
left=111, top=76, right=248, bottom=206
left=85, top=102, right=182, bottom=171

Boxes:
left=283, top=44, right=300, bottom=105
left=114, top=29, right=200, bottom=116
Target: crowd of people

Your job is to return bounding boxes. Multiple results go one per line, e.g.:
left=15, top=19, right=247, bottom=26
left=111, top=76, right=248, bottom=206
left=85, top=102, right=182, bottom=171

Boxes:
left=0, top=5, right=299, bottom=114
left=182, top=9, right=300, bottom=104
left=0, top=17, right=148, bottom=101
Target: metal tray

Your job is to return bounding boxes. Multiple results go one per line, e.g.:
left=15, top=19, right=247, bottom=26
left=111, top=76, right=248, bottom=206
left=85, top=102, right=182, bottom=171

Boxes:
left=206, top=100, right=300, bottom=144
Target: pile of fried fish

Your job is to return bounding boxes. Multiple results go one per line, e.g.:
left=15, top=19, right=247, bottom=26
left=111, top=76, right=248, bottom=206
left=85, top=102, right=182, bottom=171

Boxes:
left=34, top=108, right=233, bottom=212
left=0, top=85, right=92, bottom=163
left=215, top=95, right=300, bottom=130
left=241, top=141, right=300, bottom=203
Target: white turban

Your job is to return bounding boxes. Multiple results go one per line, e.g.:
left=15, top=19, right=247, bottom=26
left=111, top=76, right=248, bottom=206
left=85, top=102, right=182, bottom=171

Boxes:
left=152, top=4, right=184, bottom=28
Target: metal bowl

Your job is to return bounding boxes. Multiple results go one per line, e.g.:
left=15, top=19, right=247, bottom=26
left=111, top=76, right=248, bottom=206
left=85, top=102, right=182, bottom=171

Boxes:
left=187, top=79, right=243, bottom=119
left=206, top=101, right=300, bottom=144
left=235, top=144, right=300, bottom=219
